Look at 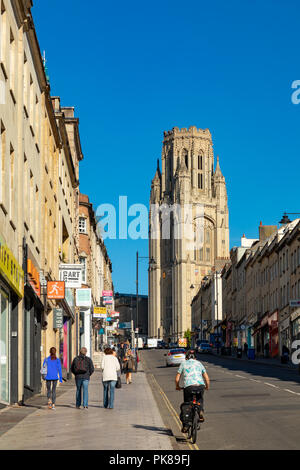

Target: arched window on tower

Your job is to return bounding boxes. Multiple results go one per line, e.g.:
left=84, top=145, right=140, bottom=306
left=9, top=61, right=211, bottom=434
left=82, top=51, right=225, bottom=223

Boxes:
left=198, top=155, right=202, bottom=170
left=183, top=149, right=188, bottom=169
left=197, top=153, right=204, bottom=190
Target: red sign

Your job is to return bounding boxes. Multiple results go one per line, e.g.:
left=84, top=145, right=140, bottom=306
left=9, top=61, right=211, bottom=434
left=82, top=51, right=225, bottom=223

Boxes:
left=102, top=290, right=113, bottom=297
left=47, top=281, right=65, bottom=299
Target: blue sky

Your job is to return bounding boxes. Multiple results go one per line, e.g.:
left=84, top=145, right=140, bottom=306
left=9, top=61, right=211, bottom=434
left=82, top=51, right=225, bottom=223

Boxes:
left=33, top=0, right=300, bottom=295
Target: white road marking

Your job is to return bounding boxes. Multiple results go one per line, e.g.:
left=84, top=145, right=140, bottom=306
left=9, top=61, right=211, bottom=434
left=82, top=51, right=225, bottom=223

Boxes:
left=235, top=374, right=246, bottom=379
left=284, top=389, right=300, bottom=396
left=264, top=382, right=279, bottom=389
left=250, top=379, right=261, bottom=383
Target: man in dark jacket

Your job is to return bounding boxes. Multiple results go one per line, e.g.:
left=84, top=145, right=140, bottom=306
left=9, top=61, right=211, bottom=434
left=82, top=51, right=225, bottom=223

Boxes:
left=71, top=347, right=94, bottom=409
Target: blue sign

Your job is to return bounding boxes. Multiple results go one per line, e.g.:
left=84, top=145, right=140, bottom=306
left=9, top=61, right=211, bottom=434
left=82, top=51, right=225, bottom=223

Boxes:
left=106, top=317, right=112, bottom=322
left=118, top=322, right=131, bottom=329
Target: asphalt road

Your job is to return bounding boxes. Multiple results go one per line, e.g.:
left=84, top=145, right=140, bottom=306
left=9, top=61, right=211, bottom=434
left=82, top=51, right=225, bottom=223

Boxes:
left=141, top=349, right=300, bottom=450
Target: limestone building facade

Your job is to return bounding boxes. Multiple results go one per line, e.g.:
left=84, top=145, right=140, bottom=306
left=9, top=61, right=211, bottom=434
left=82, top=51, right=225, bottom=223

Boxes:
left=149, top=126, right=230, bottom=341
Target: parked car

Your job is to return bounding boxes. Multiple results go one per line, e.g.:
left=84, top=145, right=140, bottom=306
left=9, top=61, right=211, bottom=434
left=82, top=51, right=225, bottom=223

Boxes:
left=165, top=348, right=186, bottom=367
left=157, top=340, right=167, bottom=349
left=169, top=342, right=179, bottom=349
left=196, top=340, right=213, bottom=354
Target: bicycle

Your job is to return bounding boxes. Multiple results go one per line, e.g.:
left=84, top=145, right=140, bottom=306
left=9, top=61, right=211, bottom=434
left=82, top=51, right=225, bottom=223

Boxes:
left=178, top=386, right=204, bottom=444
left=187, top=394, right=202, bottom=444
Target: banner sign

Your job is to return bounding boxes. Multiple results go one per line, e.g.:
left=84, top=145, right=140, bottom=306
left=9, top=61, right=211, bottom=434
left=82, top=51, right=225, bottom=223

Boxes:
left=76, top=288, right=92, bottom=307
left=59, top=264, right=82, bottom=288
left=111, top=311, right=120, bottom=317
left=53, top=308, right=64, bottom=329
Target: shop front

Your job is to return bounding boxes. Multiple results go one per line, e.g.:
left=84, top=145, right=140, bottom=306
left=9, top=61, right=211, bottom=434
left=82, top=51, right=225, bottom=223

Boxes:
left=291, top=309, right=300, bottom=343
left=23, top=251, right=43, bottom=401
left=0, top=233, right=24, bottom=405
left=59, top=291, right=75, bottom=380
left=279, top=316, right=291, bottom=353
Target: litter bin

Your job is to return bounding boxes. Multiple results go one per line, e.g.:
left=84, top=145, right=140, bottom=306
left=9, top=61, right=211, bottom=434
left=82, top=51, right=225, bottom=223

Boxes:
left=248, top=348, right=255, bottom=360
left=237, top=348, right=242, bottom=358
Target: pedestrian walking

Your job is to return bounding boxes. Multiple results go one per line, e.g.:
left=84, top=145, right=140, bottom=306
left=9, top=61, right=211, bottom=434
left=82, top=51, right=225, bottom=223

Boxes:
left=101, top=348, right=121, bottom=409
left=117, top=342, right=126, bottom=370
left=42, top=347, right=63, bottom=410
left=71, top=347, right=94, bottom=409
left=123, top=348, right=135, bottom=384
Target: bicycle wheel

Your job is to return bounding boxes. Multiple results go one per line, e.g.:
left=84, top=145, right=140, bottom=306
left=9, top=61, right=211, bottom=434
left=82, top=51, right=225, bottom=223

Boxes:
left=187, top=422, right=192, bottom=439
left=191, top=413, right=198, bottom=444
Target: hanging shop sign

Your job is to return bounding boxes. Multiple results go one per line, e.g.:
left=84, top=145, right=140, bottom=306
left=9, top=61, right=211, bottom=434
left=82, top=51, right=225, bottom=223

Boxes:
left=27, top=258, right=41, bottom=297
left=102, top=290, right=113, bottom=297
left=47, top=281, right=65, bottom=300
left=59, top=264, right=82, bottom=288
left=53, top=308, right=64, bottom=329
left=76, top=288, right=92, bottom=307
left=93, top=307, right=107, bottom=318
left=0, top=233, right=24, bottom=298
left=118, top=322, right=131, bottom=329
left=111, top=311, right=120, bottom=317
left=103, top=297, right=113, bottom=305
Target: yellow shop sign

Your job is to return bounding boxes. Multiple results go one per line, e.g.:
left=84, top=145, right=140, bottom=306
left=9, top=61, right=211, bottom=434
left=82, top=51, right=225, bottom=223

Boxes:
left=0, top=234, right=24, bottom=298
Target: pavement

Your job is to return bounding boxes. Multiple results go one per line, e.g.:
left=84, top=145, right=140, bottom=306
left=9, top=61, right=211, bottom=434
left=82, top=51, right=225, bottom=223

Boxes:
left=141, top=349, right=300, bottom=450
left=0, top=361, right=173, bottom=450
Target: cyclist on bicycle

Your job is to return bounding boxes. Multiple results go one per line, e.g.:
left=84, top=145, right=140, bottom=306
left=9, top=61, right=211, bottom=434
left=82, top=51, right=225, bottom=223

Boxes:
left=175, top=349, right=210, bottom=433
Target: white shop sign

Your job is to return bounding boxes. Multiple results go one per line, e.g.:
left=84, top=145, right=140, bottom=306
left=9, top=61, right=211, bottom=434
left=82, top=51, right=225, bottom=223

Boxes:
left=76, top=288, right=92, bottom=307
left=59, top=264, right=82, bottom=288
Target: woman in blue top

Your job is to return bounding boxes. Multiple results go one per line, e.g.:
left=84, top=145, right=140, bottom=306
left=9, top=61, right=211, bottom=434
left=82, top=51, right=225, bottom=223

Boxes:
left=43, top=347, right=63, bottom=410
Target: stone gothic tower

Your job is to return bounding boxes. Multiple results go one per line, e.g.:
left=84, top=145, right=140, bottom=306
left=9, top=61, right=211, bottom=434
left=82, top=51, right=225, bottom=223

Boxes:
left=149, top=127, right=229, bottom=340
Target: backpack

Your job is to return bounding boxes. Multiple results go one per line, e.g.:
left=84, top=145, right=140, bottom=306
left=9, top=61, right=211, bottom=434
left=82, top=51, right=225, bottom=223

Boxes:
left=180, top=402, right=193, bottom=426
left=73, top=356, right=88, bottom=375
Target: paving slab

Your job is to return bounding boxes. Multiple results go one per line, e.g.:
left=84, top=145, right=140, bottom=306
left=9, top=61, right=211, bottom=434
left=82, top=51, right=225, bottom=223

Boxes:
left=0, top=364, right=173, bottom=450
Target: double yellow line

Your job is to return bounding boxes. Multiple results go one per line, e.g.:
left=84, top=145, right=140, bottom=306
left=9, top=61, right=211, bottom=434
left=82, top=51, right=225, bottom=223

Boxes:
left=149, top=373, right=200, bottom=451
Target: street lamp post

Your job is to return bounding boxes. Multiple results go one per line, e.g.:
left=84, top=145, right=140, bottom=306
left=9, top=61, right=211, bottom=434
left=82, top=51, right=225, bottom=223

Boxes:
left=136, top=251, right=156, bottom=349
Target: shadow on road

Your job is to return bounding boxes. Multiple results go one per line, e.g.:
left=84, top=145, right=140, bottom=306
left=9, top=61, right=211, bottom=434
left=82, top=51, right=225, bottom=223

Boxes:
left=198, top=353, right=300, bottom=386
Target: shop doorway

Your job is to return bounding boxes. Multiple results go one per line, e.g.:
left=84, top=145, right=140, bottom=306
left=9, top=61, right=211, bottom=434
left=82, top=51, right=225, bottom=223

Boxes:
left=0, top=286, right=10, bottom=404
left=24, top=296, right=42, bottom=401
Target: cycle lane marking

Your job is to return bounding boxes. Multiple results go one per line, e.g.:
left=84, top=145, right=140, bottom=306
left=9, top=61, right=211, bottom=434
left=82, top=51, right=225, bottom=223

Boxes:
left=149, top=373, right=200, bottom=451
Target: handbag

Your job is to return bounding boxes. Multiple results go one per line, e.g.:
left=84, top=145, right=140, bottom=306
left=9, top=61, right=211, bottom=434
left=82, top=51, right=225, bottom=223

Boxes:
left=40, top=359, right=47, bottom=380
left=116, top=376, right=122, bottom=389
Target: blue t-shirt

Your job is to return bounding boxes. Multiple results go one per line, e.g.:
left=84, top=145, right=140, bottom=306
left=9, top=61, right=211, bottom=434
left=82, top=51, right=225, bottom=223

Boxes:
left=177, top=359, right=206, bottom=388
